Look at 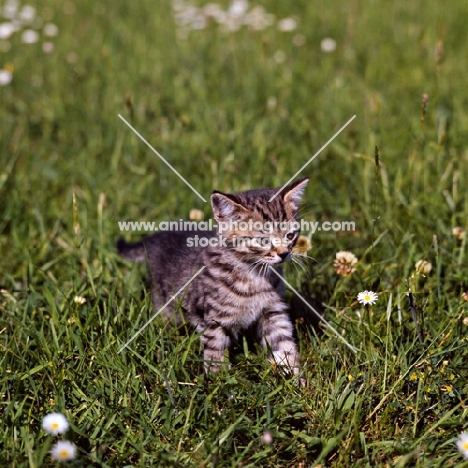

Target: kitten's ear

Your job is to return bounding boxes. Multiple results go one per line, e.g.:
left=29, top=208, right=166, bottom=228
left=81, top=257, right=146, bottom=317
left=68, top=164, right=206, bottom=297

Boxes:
left=211, top=192, right=249, bottom=222
left=281, top=177, right=309, bottom=212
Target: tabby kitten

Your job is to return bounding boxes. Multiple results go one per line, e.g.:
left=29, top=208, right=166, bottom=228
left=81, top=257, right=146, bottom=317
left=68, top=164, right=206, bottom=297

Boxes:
left=117, top=177, right=309, bottom=375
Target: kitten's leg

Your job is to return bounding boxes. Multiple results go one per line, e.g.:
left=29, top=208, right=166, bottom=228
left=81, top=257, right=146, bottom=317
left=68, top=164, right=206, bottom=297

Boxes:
left=196, top=321, right=231, bottom=372
left=258, top=309, right=300, bottom=375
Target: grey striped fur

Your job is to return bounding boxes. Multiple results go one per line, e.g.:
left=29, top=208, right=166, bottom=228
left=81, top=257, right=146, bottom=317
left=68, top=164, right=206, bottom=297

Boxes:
left=117, top=177, right=309, bottom=375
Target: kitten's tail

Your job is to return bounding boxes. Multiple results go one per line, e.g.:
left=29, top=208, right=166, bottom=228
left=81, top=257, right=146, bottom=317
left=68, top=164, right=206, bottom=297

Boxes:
left=117, top=238, right=147, bottom=262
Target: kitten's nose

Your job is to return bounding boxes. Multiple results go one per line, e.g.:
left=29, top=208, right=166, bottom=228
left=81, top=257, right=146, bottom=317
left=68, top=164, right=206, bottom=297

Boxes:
left=278, top=252, right=290, bottom=262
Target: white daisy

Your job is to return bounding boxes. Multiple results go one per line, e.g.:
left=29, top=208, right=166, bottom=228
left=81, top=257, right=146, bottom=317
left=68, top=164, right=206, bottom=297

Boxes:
left=51, top=440, right=77, bottom=462
left=0, top=22, right=15, bottom=40
left=2, top=0, right=19, bottom=20
left=277, top=17, right=297, bottom=32
left=0, top=70, right=13, bottom=86
left=43, top=23, right=59, bottom=37
left=42, top=412, right=69, bottom=436
left=261, top=430, right=273, bottom=445
left=73, top=295, right=86, bottom=305
left=228, top=0, right=248, bottom=18
left=21, top=29, right=39, bottom=44
left=321, top=37, right=336, bottom=53
left=456, top=433, right=468, bottom=459
left=19, top=5, right=36, bottom=23
left=357, top=290, right=378, bottom=305
left=43, top=42, right=54, bottom=53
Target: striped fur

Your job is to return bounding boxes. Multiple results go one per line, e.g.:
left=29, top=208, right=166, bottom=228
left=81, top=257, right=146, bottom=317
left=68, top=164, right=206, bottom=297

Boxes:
left=117, top=177, right=308, bottom=375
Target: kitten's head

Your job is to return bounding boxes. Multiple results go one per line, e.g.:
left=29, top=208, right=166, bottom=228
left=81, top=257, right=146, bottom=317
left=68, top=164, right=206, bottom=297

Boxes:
left=210, top=177, right=309, bottom=265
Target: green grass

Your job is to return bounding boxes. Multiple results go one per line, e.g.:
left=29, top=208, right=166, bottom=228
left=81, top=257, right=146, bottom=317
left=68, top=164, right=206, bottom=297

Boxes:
left=2, top=0, right=468, bottom=466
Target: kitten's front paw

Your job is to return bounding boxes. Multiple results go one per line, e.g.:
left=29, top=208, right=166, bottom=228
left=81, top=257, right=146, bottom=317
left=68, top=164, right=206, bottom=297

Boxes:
left=206, top=362, right=221, bottom=373
left=297, top=376, right=306, bottom=387
left=204, top=361, right=231, bottom=373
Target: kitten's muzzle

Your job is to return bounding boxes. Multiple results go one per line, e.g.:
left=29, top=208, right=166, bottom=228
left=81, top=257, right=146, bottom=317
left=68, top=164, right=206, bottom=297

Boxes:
left=277, top=252, right=290, bottom=262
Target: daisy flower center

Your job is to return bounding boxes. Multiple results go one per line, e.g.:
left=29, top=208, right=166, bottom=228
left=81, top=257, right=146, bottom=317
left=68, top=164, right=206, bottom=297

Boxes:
left=462, top=441, right=468, bottom=450
left=59, top=450, right=69, bottom=458
left=51, top=423, right=59, bottom=429
left=364, top=295, right=371, bottom=301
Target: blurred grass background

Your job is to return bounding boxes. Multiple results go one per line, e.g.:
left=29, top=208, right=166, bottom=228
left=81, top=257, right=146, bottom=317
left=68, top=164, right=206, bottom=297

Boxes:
left=1, top=0, right=468, bottom=466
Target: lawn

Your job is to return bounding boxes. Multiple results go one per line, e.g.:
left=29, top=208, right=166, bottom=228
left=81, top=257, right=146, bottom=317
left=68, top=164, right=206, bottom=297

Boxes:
left=2, top=0, right=468, bottom=466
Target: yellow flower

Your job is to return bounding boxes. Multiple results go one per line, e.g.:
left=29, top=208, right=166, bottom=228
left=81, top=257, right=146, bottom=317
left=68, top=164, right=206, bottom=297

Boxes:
left=189, top=209, right=203, bottom=221
left=415, top=260, right=432, bottom=275
left=293, top=235, right=311, bottom=255
left=453, top=227, right=466, bottom=241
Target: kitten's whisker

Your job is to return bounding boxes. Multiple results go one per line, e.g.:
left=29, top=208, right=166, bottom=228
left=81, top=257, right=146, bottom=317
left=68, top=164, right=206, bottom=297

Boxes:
left=291, top=254, right=307, bottom=265
left=248, top=264, right=260, bottom=276
left=293, top=253, right=318, bottom=263
left=291, top=256, right=315, bottom=279
left=291, top=257, right=306, bottom=272
left=288, top=258, right=300, bottom=275
left=296, top=210, right=317, bottom=219
left=258, top=262, right=265, bottom=277
left=246, top=259, right=263, bottom=276
left=293, top=255, right=313, bottom=272
left=292, top=256, right=306, bottom=272
left=296, top=203, right=317, bottom=216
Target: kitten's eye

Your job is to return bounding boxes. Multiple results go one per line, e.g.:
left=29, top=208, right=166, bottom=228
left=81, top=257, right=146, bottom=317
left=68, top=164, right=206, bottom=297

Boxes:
left=286, top=232, right=296, bottom=241
left=259, top=237, right=271, bottom=247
